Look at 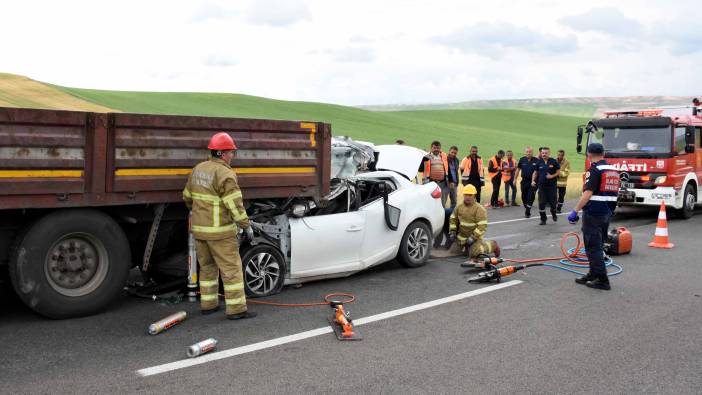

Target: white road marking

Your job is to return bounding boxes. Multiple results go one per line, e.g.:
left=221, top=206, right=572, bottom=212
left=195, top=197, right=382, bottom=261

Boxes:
left=136, top=280, right=522, bottom=377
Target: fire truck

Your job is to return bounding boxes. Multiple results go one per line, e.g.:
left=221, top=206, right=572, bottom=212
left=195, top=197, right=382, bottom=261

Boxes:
left=577, top=106, right=702, bottom=219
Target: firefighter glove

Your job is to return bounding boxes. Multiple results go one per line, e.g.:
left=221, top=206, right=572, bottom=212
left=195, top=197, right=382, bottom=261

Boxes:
left=466, top=236, right=475, bottom=246
left=245, top=226, right=257, bottom=245
left=568, top=210, right=579, bottom=224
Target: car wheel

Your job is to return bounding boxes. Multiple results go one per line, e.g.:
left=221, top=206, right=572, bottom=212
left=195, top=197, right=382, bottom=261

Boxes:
left=397, top=221, right=432, bottom=268
left=241, top=244, right=286, bottom=297
left=8, top=209, right=130, bottom=319
left=676, top=183, right=696, bottom=219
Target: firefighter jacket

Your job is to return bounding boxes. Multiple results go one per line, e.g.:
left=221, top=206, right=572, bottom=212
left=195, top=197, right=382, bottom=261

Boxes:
left=183, top=157, right=250, bottom=240
left=557, top=158, right=571, bottom=187
left=449, top=200, right=488, bottom=245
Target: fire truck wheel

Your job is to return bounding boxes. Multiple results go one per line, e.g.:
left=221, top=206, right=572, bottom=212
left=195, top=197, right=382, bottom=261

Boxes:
left=241, top=244, right=285, bottom=298
left=8, top=209, right=130, bottom=319
left=397, top=220, right=432, bottom=268
left=677, top=183, right=696, bottom=220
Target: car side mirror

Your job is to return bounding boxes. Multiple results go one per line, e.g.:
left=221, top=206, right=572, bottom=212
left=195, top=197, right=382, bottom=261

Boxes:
left=685, top=126, right=696, bottom=153
left=576, top=126, right=584, bottom=154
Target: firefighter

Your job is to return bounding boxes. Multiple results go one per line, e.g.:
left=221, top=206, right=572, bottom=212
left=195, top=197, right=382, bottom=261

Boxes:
left=460, top=145, right=484, bottom=203
left=568, top=143, right=619, bottom=290
left=423, top=141, right=449, bottom=207
left=532, top=147, right=560, bottom=225
left=556, top=149, right=571, bottom=213
left=488, top=150, right=505, bottom=209
left=447, top=184, right=500, bottom=258
left=515, top=146, right=538, bottom=217
left=183, top=132, right=257, bottom=320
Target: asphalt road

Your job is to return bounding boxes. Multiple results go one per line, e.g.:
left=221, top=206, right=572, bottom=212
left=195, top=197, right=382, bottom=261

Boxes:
left=1, top=202, right=701, bottom=394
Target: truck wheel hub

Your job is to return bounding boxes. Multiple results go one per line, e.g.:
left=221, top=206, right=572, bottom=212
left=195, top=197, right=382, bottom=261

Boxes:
left=46, top=235, right=105, bottom=295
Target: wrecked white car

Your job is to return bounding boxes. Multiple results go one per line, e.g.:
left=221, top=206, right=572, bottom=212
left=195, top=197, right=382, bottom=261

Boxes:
left=240, top=139, right=445, bottom=296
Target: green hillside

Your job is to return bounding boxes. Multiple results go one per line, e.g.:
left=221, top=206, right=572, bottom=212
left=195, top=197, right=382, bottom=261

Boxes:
left=55, top=86, right=587, bottom=169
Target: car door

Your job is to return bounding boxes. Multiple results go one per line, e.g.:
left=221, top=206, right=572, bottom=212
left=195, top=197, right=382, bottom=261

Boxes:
left=358, top=183, right=405, bottom=267
left=289, top=211, right=366, bottom=278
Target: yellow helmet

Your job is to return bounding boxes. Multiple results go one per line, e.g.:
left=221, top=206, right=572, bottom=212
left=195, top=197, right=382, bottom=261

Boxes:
left=462, top=184, right=477, bottom=195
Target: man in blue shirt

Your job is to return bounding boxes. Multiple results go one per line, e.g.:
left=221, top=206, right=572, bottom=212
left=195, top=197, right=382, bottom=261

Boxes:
left=532, top=147, right=560, bottom=225
left=446, top=146, right=460, bottom=209
left=568, top=143, right=620, bottom=290
left=515, top=147, right=538, bottom=218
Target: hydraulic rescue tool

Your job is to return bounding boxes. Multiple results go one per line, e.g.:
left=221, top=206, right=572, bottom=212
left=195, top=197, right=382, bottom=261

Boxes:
left=328, top=301, right=362, bottom=341
left=467, top=231, right=628, bottom=283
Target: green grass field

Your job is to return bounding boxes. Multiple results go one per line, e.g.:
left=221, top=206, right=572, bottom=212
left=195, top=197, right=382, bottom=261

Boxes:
left=55, top=86, right=588, bottom=170
left=0, top=73, right=588, bottom=170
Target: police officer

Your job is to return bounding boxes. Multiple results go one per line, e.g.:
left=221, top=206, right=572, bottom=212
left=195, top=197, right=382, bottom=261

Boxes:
left=568, top=143, right=619, bottom=290
left=515, top=146, right=538, bottom=217
left=532, top=147, right=560, bottom=225
left=447, top=184, right=500, bottom=258
left=183, top=132, right=257, bottom=320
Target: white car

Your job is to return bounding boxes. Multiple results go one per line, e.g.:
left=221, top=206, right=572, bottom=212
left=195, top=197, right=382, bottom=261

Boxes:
left=241, top=142, right=445, bottom=297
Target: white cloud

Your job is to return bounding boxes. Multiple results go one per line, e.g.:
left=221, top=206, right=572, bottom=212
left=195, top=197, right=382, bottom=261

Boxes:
left=0, top=0, right=700, bottom=105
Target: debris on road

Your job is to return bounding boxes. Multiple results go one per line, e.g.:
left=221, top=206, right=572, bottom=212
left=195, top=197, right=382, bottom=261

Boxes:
left=148, top=311, right=187, bottom=335
left=187, top=338, right=218, bottom=358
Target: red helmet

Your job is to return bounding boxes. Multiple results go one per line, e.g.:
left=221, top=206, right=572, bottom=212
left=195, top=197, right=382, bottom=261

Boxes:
left=207, top=132, right=237, bottom=150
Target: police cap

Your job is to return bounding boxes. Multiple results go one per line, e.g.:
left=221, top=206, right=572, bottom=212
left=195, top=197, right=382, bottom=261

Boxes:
left=587, top=143, right=604, bottom=154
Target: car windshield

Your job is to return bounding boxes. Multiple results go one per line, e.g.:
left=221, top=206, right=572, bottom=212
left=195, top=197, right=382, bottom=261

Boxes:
left=589, top=127, right=672, bottom=154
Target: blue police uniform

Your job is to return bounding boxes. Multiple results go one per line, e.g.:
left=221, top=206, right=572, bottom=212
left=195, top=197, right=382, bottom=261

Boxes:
left=581, top=159, right=620, bottom=279
left=517, top=156, right=538, bottom=216
left=535, top=157, right=560, bottom=223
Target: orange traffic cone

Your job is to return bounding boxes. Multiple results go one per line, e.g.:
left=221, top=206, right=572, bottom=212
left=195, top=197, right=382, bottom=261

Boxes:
left=648, top=201, right=674, bottom=249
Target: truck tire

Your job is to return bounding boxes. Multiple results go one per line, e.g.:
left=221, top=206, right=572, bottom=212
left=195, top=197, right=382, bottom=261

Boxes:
left=8, top=209, right=130, bottom=319
left=397, top=221, right=431, bottom=268
left=241, top=244, right=285, bottom=298
left=676, top=183, right=696, bottom=220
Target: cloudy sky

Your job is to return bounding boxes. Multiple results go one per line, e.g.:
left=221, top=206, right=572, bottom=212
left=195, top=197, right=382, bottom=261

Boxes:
left=2, top=0, right=700, bottom=105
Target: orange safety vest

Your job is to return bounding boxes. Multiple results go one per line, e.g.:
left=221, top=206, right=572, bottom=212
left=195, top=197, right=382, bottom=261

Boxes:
left=460, top=156, right=484, bottom=177
left=488, top=156, right=502, bottom=180
left=501, top=158, right=516, bottom=182
left=423, top=151, right=449, bottom=181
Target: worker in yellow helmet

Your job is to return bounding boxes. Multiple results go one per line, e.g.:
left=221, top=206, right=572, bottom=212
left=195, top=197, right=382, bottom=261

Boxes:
left=447, top=184, right=500, bottom=258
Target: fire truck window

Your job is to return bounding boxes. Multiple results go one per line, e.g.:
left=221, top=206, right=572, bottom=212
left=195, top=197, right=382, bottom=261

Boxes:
left=674, top=127, right=686, bottom=154
left=697, top=127, right=702, bottom=148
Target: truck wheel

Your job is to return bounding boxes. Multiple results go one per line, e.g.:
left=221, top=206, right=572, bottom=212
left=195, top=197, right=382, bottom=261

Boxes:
left=677, top=183, right=696, bottom=220
left=241, top=244, right=285, bottom=298
left=397, top=221, right=431, bottom=268
left=8, top=209, right=130, bottom=319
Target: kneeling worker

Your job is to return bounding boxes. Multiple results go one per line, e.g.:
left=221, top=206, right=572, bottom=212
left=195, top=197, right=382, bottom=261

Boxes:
left=447, top=184, right=500, bottom=258
left=183, top=132, right=257, bottom=320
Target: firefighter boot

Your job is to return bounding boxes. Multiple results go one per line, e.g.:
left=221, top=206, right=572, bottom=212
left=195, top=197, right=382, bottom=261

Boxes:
left=227, top=311, right=258, bottom=320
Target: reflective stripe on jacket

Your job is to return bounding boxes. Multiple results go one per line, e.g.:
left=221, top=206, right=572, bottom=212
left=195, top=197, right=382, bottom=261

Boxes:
left=449, top=201, right=488, bottom=244
left=557, top=158, right=570, bottom=187
left=183, top=157, right=250, bottom=240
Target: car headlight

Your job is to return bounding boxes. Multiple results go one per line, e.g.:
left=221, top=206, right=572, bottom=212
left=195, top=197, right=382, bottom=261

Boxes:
left=654, top=176, right=667, bottom=185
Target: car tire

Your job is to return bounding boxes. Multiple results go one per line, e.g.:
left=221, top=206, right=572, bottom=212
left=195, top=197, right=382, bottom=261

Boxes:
left=397, top=221, right=432, bottom=268
left=676, top=183, right=696, bottom=220
left=241, top=244, right=286, bottom=297
left=8, top=209, right=130, bottom=319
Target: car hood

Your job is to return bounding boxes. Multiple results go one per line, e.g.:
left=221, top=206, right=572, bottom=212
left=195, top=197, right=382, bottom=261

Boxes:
left=374, top=144, right=428, bottom=179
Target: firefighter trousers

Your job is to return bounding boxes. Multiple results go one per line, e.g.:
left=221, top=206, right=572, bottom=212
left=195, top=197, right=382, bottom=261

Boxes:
left=195, top=237, right=247, bottom=315
left=449, top=239, right=496, bottom=258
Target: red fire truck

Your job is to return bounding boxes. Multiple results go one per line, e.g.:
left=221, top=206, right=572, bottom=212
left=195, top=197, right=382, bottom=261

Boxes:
left=577, top=106, right=702, bottom=219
